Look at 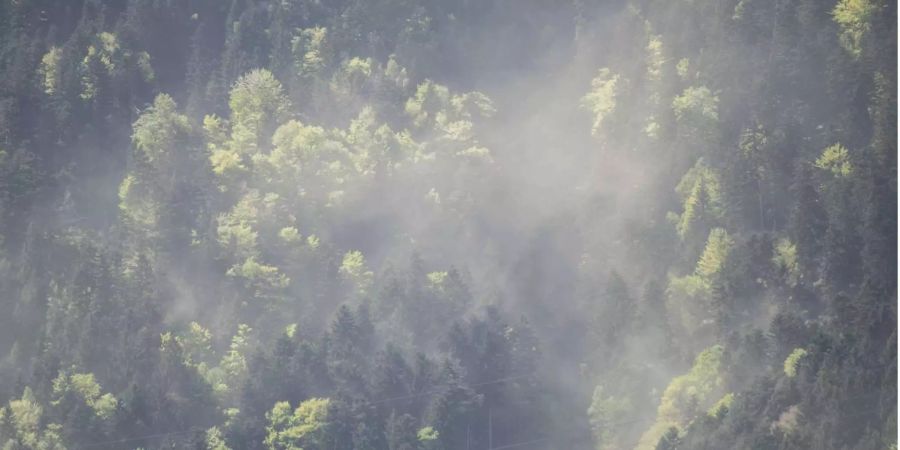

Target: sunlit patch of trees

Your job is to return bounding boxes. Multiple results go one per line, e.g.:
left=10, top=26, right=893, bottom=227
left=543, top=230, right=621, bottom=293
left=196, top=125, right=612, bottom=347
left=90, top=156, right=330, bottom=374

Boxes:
left=0, top=0, right=894, bottom=449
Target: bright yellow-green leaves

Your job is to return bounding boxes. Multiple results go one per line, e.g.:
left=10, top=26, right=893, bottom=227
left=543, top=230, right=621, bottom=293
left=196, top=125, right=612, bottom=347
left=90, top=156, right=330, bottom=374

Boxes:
left=833, top=0, right=880, bottom=57
left=696, top=228, right=733, bottom=280
left=815, top=144, right=853, bottom=177
left=264, top=398, right=331, bottom=450
left=120, top=94, right=193, bottom=234
left=220, top=324, right=254, bottom=387
left=279, top=227, right=301, bottom=243
left=330, top=57, right=373, bottom=101
left=671, top=159, right=725, bottom=241
left=417, top=426, right=439, bottom=443
left=384, top=56, right=410, bottom=91
left=646, top=36, right=665, bottom=83
left=206, top=427, right=232, bottom=450
left=211, top=67, right=494, bottom=224
left=707, top=393, right=734, bottom=418
left=292, top=27, right=330, bottom=79
left=581, top=68, right=622, bottom=137
left=217, top=193, right=262, bottom=259
left=669, top=228, right=731, bottom=303
left=784, top=348, right=809, bottom=378
left=116, top=66, right=497, bottom=339
left=79, top=32, right=153, bottom=100
left=636, top=345, right=725, bottom=450
left=7, top=388, right=42, bottom=447
left=406, top=80, right=495, bottom=133
left=205, top=114, right=247, bottom=182
left=346, top=107, right=408, bottom=174
left=772, top=238, right=800, bottom=287
left=181, top=322, right=214, bottom=367
left=668, top=228, right=733, bottom=331
left=426, top=271, right=449, bottom=290
left=39, top=31, right=153, bottom=101
left=132, top=94, right=192, bottom=166
left=51, top=372, right=117, bottom=420
left=672, top=86, right=719, bottom=144
left=261, top=119, right=350, bottom=200
left=676, top=58, right=691, bottom=81
left=164, top=323, right=246, bottom=400
left=406, top=80, right=451, bottom=128
left=270, top=140, right=328, bottom=200
left=339, top=250, right=374, bottom=298
left=118, top=173, right=158, bottom=229
left=673, top=86, right=718, bottom=122
left=587, top=385, right=633, bottom=450
left=39, top=47, right=63, bottom=95
left=1, top=388, right=67, bottom=450
left=229, top=69, right=290, bottom=155
left=227, top=256, right=290, bottom=296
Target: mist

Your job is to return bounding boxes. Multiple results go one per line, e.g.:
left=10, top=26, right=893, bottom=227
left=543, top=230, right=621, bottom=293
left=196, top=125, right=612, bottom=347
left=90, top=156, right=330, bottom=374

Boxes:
left=0, top=0, right=895, bottom=449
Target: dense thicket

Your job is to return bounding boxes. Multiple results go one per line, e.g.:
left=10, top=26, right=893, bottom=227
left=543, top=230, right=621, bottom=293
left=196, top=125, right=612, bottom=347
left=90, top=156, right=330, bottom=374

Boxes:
left=0, top=0, right=895, bottom=449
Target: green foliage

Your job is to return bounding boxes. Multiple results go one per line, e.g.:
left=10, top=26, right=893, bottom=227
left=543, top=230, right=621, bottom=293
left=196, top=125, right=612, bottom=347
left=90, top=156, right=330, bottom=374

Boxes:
left=783, top=348, right=808, bottom=378
left=668, top=228, right=733, bottom=332
left=695, top=228, right=733, bottom=280
left=118, top=173, right=159, bottom=228
left=220, top=324, right=254, bottom=386
left=39, top=47, right=62, bottom=95
left=832, top=0, right=880, bottom=57
left=229, top=69, right=290, bottom=154
left=1, top=388, right=66, bottom=450
left=330, top=57, right=374, bottom=100
left=206, top=115, right=247, bottom=181
left=706, top=393, right=733, bottom=418
left=815, top=144, right=853, bottom=177
left=8, top=388, right=42, bottom=447
left=120, top=93, right=197, bottom=239
left=646, top=36, right=665, bottom=83
left=340, top=250, right=374, bottom=298
left=132, top=94, right=193, bottom=165
left=0, top=2, right=894, bottom=450
left=406, top=80, right=451, bottom=128
left=676, top=58, right=690, bottom=81
left=672, top=159, right=725, bottom=242
left=672, top=86, right=719, bottom=144
left=264, top=398, right=331, bottom=450
left=217, top=198, right=261, bottom=259
left=637, top=346, right=725, bottom=449
left=587, top=386, right=633, bottom=450
left=406, top=81, right=494, bottom=133
left=206, top=426, right=232, bottom=450
left=655, top=427, right=681, bottom=450
left=672, top=87, right=718, bottom=123
left=292, top=27, right=331, bottom=79
left=279, top=227, right=301, bottom=243
left=51, top=372, right=117, bottom=420
left=417, top=426, right=439, bottom=441
left=78, top=32, right=154, bottom=101
left=772, top=238, right=800, bottom=287
left=582, top=68, right=622, bottom=137
left=181, top=322, right=214, bottom=367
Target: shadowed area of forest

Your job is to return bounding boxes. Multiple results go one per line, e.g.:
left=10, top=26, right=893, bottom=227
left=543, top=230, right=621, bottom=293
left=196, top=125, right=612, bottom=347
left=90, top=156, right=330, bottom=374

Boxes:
left=0, top=0, right=895, bottom=449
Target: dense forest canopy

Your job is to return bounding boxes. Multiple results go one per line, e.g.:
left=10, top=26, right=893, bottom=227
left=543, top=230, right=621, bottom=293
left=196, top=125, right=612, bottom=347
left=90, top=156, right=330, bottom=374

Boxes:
left=0, top=0, right=896, bottom=449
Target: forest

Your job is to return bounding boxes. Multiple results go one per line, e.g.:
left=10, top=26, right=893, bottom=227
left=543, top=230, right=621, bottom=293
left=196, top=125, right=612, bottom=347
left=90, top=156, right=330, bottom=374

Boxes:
left=0, top=0, right=895, bottom=449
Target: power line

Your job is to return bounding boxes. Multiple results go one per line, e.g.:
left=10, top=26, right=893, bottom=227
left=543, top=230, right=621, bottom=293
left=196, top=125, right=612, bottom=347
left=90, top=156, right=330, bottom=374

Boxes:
left=80, top=374, right=890, bottom=448
left=82, top=429, right=197, bottom=448
left=81, top=372, right=535, bottom=447
left=370, top=373, right=534, bottom=406
left=492, top=437, right=549, bottom=449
